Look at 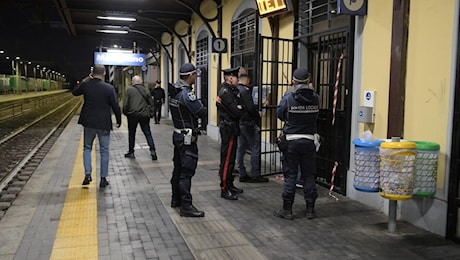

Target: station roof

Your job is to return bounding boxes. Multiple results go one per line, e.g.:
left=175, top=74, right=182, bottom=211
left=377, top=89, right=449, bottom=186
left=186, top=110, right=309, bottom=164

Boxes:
left=0, top=0, right=203, bottom=82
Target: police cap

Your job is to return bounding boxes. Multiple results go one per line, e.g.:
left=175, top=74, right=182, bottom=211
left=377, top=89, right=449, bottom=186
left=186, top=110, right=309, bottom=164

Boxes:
left=222, top=66, right=240, bottom=77
left=179, top=63, right=196, bottom=76
left=292, top=68, right=310, bottom=83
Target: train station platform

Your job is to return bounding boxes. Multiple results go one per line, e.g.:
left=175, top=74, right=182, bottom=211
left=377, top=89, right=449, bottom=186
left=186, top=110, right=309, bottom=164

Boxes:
left=1, top=115, right=460, bottom=259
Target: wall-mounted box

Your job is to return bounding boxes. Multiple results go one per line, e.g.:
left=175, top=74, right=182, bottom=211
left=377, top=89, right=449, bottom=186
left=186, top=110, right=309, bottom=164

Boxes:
left=358, top=106, right=374, bottom=123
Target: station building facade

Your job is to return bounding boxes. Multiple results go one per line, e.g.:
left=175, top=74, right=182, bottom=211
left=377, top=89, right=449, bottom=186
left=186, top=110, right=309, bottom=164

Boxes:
left=144, top=0, right=460, bottom=241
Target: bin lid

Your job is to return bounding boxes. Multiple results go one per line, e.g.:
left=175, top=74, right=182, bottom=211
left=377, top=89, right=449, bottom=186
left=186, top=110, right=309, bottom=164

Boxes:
left=413, top=141, right=440, bottom=151
left=380, top=141, right=416, bottom=149
left=353, top=138, right=383, bottom=147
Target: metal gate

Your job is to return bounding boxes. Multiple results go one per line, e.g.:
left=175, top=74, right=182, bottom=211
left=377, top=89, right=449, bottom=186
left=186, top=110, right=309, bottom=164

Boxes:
left=256, top=35, right=294, bottom=176
left=257, top=29, right=353, bottom=195
left=313, top=29, right=353, bottom=194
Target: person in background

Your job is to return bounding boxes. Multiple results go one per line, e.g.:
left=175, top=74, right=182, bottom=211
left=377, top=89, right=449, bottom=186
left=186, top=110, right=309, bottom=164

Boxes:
left=72, top=64, right=121, bottom=188
left=236, top=67, right=269, bottom=183
left=123, top=75, right=158, bottom=161
left=216, top=66, right=244, bottom=200
left=274, top=68, right=319, bottom=220
left=150, top=80, right=165, bottom=124
left=169, top=63, right=207, bottom=217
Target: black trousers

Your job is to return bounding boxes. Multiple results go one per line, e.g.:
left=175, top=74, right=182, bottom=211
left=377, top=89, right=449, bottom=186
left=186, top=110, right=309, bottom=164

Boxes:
left=171, top=132, right=198, bottom=207
left=219, top=124, right=238, bottom=191
left=282, top=138, right=318, bottom=203
left=153, top=103, right=162, bottom=123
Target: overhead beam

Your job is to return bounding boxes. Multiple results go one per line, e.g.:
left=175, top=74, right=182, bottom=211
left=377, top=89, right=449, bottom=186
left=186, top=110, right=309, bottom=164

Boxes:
left=53, top=0, right=77, bottom=36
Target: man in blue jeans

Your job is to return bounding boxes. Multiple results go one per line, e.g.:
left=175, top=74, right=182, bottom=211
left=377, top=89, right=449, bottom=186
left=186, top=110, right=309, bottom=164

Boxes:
left=236, top=69, right=268, bottom=183
left=72, top=64, right=122, bottom=188
left=123, top=75, right=158, bottom=160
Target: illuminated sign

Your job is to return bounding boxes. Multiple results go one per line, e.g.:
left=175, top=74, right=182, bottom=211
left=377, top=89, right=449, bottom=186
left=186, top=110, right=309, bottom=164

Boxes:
left=94, top=52, right=146, bottom=66
left=255, top=0, right=290, bottom=18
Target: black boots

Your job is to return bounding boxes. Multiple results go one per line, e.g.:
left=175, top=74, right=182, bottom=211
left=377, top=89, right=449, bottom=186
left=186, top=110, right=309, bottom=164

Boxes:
left=273, top=200, right=293, bottom=220
left=306, top=201, right=316, bottom=219
left=100, top=177, right=109, bottom=188
left=180, top=205, right=205, bottom=217
left=274, top=201, right=316, bottom=220
left=82, top=175, right=92, bottom=185
left=229, top=185, right=243, bottom=194
left=124, top=152, right=135, bottom=158
left=171, top=198, right=181, bottom=208
left=221, top=189, right=238, bottom=200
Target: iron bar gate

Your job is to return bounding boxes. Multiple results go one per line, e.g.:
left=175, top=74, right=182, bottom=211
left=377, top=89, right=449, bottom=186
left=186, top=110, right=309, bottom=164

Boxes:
left=257, top=35, right=295, bottom=176
left=257, top=29, right=353, bottom=195
left=313, top=29, right=353, bottom=194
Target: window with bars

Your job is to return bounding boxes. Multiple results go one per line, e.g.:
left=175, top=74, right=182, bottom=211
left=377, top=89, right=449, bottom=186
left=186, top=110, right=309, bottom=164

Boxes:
left=231, top=11, right=256, bottom=55
left=231, top=10, right=257, bottom=83
left=295, top=0, right=350, bottom=38
left=196, top=34, right=208, bottom=67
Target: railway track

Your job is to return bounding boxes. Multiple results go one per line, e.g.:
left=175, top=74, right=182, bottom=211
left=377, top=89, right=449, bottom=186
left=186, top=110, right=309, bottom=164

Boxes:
left=0, top=94, right=82, bottom=219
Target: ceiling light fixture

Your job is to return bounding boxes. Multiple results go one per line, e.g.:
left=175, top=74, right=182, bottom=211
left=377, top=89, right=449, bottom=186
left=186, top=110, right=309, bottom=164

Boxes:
left=96, top=29, right=129, bottom=34
left=97, top=16, right=136, bottom=22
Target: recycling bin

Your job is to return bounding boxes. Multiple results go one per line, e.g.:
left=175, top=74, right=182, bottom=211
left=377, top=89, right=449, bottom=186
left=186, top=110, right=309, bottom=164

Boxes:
left=379, top=141, right=416, bottom=200
left=413, top=141, right=440, bottom=197
left=353, top=138, right=383, bottom=192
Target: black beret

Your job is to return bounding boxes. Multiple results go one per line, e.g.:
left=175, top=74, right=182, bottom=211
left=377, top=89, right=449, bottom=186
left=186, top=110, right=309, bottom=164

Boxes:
left=292, top=68, right=310, bottom=83
left=222, top=66, right=240, bottom=77
left=179, top=63, right=196, bottom=75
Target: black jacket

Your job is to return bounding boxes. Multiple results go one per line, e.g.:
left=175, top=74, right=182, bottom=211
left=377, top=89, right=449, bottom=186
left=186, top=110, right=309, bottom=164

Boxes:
left=237, top=83, right=260, bottom=127
left=151, top=87, right=165, bottom=105
left=277, top=84, right=319, bottom=135
left=216, top=82, right=243, bottom=123
left=72, top=78, right=121, bottom=131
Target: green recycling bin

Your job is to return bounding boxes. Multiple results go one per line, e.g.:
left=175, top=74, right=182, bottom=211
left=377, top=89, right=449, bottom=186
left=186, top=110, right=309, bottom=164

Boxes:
left=413, top=141, right=440, bottom=197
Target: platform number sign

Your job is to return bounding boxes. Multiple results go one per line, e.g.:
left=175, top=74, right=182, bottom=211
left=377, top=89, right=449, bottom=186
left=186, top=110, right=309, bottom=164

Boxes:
left=212, top=38, right=227, bottom=53
left=337, top=0, right=367, bottom=16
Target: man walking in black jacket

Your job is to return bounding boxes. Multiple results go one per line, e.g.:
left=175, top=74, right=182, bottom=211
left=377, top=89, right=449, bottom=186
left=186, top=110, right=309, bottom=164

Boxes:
left=123, top=75, right=158, bottom=160
left=150, top=80, right=165, bottom=124
left=72, top=64, right=121, bottom=188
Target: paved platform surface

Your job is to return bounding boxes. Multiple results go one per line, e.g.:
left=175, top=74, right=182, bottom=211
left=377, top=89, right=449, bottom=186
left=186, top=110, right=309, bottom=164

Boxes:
left=1, top=115, right=460, bottom=260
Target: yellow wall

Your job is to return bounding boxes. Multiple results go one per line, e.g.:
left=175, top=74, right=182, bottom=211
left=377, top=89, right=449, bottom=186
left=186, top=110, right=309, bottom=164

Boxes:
left=405, top=0, right=456, bottom=187
left=361, top=0, right=456, bottom=189
left=360, top=0, right=393, bottom=139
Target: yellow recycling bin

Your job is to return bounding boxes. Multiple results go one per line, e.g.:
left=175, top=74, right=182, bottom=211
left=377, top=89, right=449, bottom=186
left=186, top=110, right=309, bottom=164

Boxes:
left=379, top=141, right=416, bottom=200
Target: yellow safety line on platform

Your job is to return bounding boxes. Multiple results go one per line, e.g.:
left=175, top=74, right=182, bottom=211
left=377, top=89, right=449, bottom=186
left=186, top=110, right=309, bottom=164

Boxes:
left=50, top=135, right=98, bottom=260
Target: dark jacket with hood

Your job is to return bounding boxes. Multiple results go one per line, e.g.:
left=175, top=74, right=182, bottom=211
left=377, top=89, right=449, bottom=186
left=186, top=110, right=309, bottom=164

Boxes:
left=276, top=84, right=319, bottom=135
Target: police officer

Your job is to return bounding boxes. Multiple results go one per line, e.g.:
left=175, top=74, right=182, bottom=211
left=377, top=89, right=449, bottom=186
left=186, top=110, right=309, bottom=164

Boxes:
left=216, top=66, right=244, bottom=200
left=274, top=68, right=319, bottom=220
left=169, top=63, right=207, bottom=217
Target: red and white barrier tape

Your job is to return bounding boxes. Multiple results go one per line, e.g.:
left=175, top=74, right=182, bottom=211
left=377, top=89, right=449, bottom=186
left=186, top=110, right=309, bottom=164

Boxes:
left=329, top=161, right=339, bottom=200
left=332, top=54, right=344, bottom=126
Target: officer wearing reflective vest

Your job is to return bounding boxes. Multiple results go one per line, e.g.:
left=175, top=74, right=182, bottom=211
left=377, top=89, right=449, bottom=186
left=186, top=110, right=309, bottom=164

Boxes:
left=274, top=68, right=319, bottom=220
left=169, top=63, right=207, bottom=217
left=216, top=66, right=244, bottom=200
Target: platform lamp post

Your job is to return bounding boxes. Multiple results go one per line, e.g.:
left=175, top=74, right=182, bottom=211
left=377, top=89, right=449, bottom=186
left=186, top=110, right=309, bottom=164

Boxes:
left=14, top=57, right=20, bottom=94
left=33, top=65, right=39, bottom=92
left=24, top=61, right=31, bottom=92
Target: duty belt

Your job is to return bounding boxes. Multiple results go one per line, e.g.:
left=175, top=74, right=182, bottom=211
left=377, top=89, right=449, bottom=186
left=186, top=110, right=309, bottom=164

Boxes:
left=174, top=128, right=192, bottom=135
left=286, top=134, right=314, bottom=141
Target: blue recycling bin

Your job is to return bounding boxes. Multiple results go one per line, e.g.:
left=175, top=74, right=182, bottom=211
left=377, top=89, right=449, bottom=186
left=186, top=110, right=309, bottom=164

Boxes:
left=353, top=138, right=383, bottom=192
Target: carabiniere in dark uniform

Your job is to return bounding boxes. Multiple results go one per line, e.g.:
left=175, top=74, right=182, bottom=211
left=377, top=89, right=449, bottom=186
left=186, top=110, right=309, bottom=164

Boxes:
left=216, top=66, right=244, bottom=200
left=169, top=63, right=207, bottom=217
